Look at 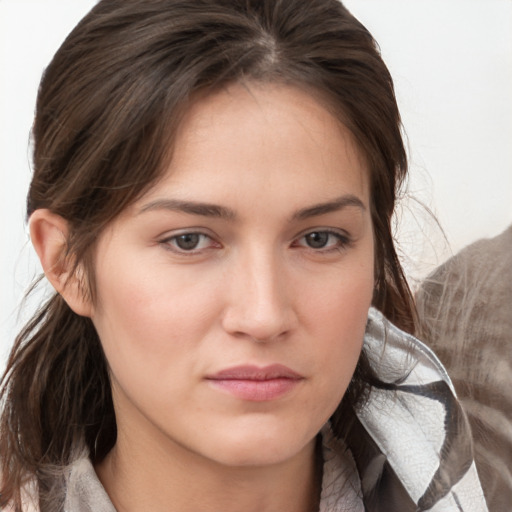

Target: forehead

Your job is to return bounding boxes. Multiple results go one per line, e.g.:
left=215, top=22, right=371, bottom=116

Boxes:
left=137, top=82, right=370, bottom=213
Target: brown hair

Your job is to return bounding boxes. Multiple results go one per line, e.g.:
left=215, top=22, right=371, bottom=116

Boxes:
left=0, top=0, right=414, bottom=509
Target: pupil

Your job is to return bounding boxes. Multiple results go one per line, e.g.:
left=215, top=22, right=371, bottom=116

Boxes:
left=306, top=232, right=328, bottom=248
left=176, top=234, right=200, bottom=250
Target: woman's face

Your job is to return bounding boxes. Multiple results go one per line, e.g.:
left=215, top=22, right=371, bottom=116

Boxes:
left=90, top=83, right=374, bottom=468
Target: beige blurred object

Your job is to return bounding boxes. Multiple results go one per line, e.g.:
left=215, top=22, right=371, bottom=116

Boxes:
left=416, top=225, right=512, bottom=511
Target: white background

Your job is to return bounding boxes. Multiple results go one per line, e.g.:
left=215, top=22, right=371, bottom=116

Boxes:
left=1, top=0, right=511, bottom=362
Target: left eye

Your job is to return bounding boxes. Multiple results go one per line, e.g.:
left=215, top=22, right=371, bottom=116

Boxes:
left=295, top=230, right=348, bottom=250
left=163, top=233, right=214, bottom=252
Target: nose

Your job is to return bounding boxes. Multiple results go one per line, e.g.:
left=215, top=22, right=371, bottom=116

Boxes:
left=221, top=246, right=297, bottom=342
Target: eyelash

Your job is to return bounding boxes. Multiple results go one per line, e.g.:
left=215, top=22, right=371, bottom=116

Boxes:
left=159, top=229, right=352, bottom=255
left=292, top=229, right=352, bottom=253
left=160, top=232, right=219, bottom=254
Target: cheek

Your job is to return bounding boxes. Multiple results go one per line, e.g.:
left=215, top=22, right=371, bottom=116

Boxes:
left=90, top=256, right=222, bottom=382
left=300, top=247, right=374, bottom=338
left=299, top=251, right=374, bottom=407
left=311, top=280, right=369, bottom=376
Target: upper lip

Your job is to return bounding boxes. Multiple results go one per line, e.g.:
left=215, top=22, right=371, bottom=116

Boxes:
left=206, top=364, right=303, bottom=381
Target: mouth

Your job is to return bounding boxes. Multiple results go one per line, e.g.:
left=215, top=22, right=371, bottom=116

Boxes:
left=205, top=364, right=304, bottom=402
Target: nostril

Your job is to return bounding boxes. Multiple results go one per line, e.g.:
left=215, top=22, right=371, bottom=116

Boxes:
left=221, top=256, right=298, bottom=341
left=247, top=331, right=288, bottom=344
left=222, top=307, right=295, bottom=343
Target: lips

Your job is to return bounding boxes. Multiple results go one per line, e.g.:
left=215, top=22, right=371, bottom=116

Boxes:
left=205, top=364, right=304, bottom=401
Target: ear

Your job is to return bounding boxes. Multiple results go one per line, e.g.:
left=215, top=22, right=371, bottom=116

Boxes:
left=29, top=209, right=93, bottom=317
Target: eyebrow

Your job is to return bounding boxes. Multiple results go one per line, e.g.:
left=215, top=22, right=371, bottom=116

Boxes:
left=139, top=199, right=237, bottom=220
left=138, top=194, right=365, bottom=221
left=291, top=195, right=366, bottom=220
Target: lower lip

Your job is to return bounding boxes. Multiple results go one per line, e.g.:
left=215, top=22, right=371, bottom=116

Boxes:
left=206, top=378, right=301, bottom=401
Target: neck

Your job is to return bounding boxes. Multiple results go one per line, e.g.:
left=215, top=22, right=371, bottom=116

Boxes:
left=95, top=423, right=322, bottom=512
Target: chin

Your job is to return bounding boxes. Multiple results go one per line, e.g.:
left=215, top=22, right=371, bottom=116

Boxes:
left=199, top=418, right=317, bottom=468
left=214, top=442, right=307, bottom=468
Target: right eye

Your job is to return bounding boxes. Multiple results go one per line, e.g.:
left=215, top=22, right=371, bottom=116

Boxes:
left=160, top=232, right=218, bottom=253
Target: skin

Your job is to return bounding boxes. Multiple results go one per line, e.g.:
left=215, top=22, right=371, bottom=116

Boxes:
left=31, top=83, right=375, bottom=512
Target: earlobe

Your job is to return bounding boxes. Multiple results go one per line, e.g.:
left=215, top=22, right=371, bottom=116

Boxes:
left=29, top=209, right=93, bottom=317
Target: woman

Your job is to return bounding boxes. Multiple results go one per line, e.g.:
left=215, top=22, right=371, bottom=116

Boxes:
left=0, top=1, right=487, bottom=510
